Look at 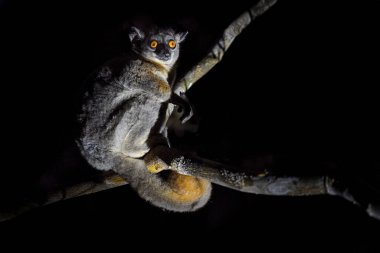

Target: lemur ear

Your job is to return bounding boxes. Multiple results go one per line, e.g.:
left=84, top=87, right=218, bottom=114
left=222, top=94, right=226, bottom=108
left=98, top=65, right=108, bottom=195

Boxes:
left=129, top=26, right=145, bottom=42
left=176, top=31, right=188, bottom=43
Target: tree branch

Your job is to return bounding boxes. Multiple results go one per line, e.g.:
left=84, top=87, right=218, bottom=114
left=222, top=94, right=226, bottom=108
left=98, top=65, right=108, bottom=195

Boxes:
left=0, top=172, right=127, bottom=222
left=174, top=0, right=278, bottom=94
left=136, top=146, right=380, bottom=220
left=140, top=146, right=328, bottom=196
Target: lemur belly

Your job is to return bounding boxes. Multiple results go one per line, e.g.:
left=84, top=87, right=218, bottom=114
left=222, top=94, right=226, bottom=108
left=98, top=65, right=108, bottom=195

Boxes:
left=114, top=98, right=162, bottom=158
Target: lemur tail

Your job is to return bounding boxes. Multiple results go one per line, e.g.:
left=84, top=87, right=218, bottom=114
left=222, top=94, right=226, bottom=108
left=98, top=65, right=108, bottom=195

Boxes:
left=113, top=155, right=211, bottom=212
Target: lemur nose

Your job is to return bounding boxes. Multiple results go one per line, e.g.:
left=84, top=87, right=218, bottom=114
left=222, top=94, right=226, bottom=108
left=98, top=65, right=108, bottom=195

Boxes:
left=165, top=53, right=170, bottom=57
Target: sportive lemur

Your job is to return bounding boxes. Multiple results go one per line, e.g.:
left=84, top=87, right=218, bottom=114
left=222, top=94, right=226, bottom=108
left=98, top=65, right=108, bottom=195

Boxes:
left=77, top=26, right=212, bottom=211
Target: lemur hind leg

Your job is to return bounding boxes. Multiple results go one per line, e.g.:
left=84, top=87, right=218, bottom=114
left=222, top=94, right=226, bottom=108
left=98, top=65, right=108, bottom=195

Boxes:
left=143, top=134, right=171, bottom=174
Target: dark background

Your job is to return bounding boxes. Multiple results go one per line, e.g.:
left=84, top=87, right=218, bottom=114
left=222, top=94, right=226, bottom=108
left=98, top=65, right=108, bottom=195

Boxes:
left=1, top=0, right=379, bottom=249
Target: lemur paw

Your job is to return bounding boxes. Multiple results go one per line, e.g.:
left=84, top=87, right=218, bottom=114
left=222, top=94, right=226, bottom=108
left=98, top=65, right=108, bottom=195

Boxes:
left=144, top=153, right=169, bottom=174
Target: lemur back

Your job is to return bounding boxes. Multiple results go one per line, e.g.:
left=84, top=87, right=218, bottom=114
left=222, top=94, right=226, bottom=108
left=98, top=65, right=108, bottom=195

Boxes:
left=77, top=26, right=211, bottom=211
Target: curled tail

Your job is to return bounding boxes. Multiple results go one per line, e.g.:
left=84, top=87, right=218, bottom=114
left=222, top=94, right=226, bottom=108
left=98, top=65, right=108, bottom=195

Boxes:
left=112, top=155, right=211, bottom=212
left=137, top=171, right=211, bottom=212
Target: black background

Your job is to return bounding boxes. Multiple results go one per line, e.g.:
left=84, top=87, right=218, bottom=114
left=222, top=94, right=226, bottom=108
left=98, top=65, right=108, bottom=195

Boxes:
left=1, top=0, right=379, bottom=249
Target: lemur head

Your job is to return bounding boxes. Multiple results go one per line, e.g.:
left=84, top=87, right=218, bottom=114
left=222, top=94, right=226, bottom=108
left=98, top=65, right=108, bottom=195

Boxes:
left=129, top=26, right=187, bottom=70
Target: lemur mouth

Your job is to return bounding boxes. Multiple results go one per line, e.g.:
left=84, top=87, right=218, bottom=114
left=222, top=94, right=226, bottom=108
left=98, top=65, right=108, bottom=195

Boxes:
left=158, top=55, right=171, bottom=62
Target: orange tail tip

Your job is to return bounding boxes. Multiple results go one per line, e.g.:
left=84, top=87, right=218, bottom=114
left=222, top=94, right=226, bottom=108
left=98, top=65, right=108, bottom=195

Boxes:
left=165, top=173, right=210, bottom=203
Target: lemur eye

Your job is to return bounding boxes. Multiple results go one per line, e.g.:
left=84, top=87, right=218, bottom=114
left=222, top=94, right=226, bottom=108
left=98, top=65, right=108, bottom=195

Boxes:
left=150, top=40, right=158, bottom=49
left=168, top=40, right=176, bottom=49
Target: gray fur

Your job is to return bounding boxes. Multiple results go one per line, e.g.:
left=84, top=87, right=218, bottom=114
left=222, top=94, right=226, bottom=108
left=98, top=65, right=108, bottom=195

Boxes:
left=77, top=27, right=210, bottom=211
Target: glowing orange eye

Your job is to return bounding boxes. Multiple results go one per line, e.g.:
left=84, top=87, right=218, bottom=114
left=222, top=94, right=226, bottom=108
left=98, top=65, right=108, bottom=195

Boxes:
left=168, top=40, right=176, bottom=48
left=150, top=40, right=158, bottom=49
